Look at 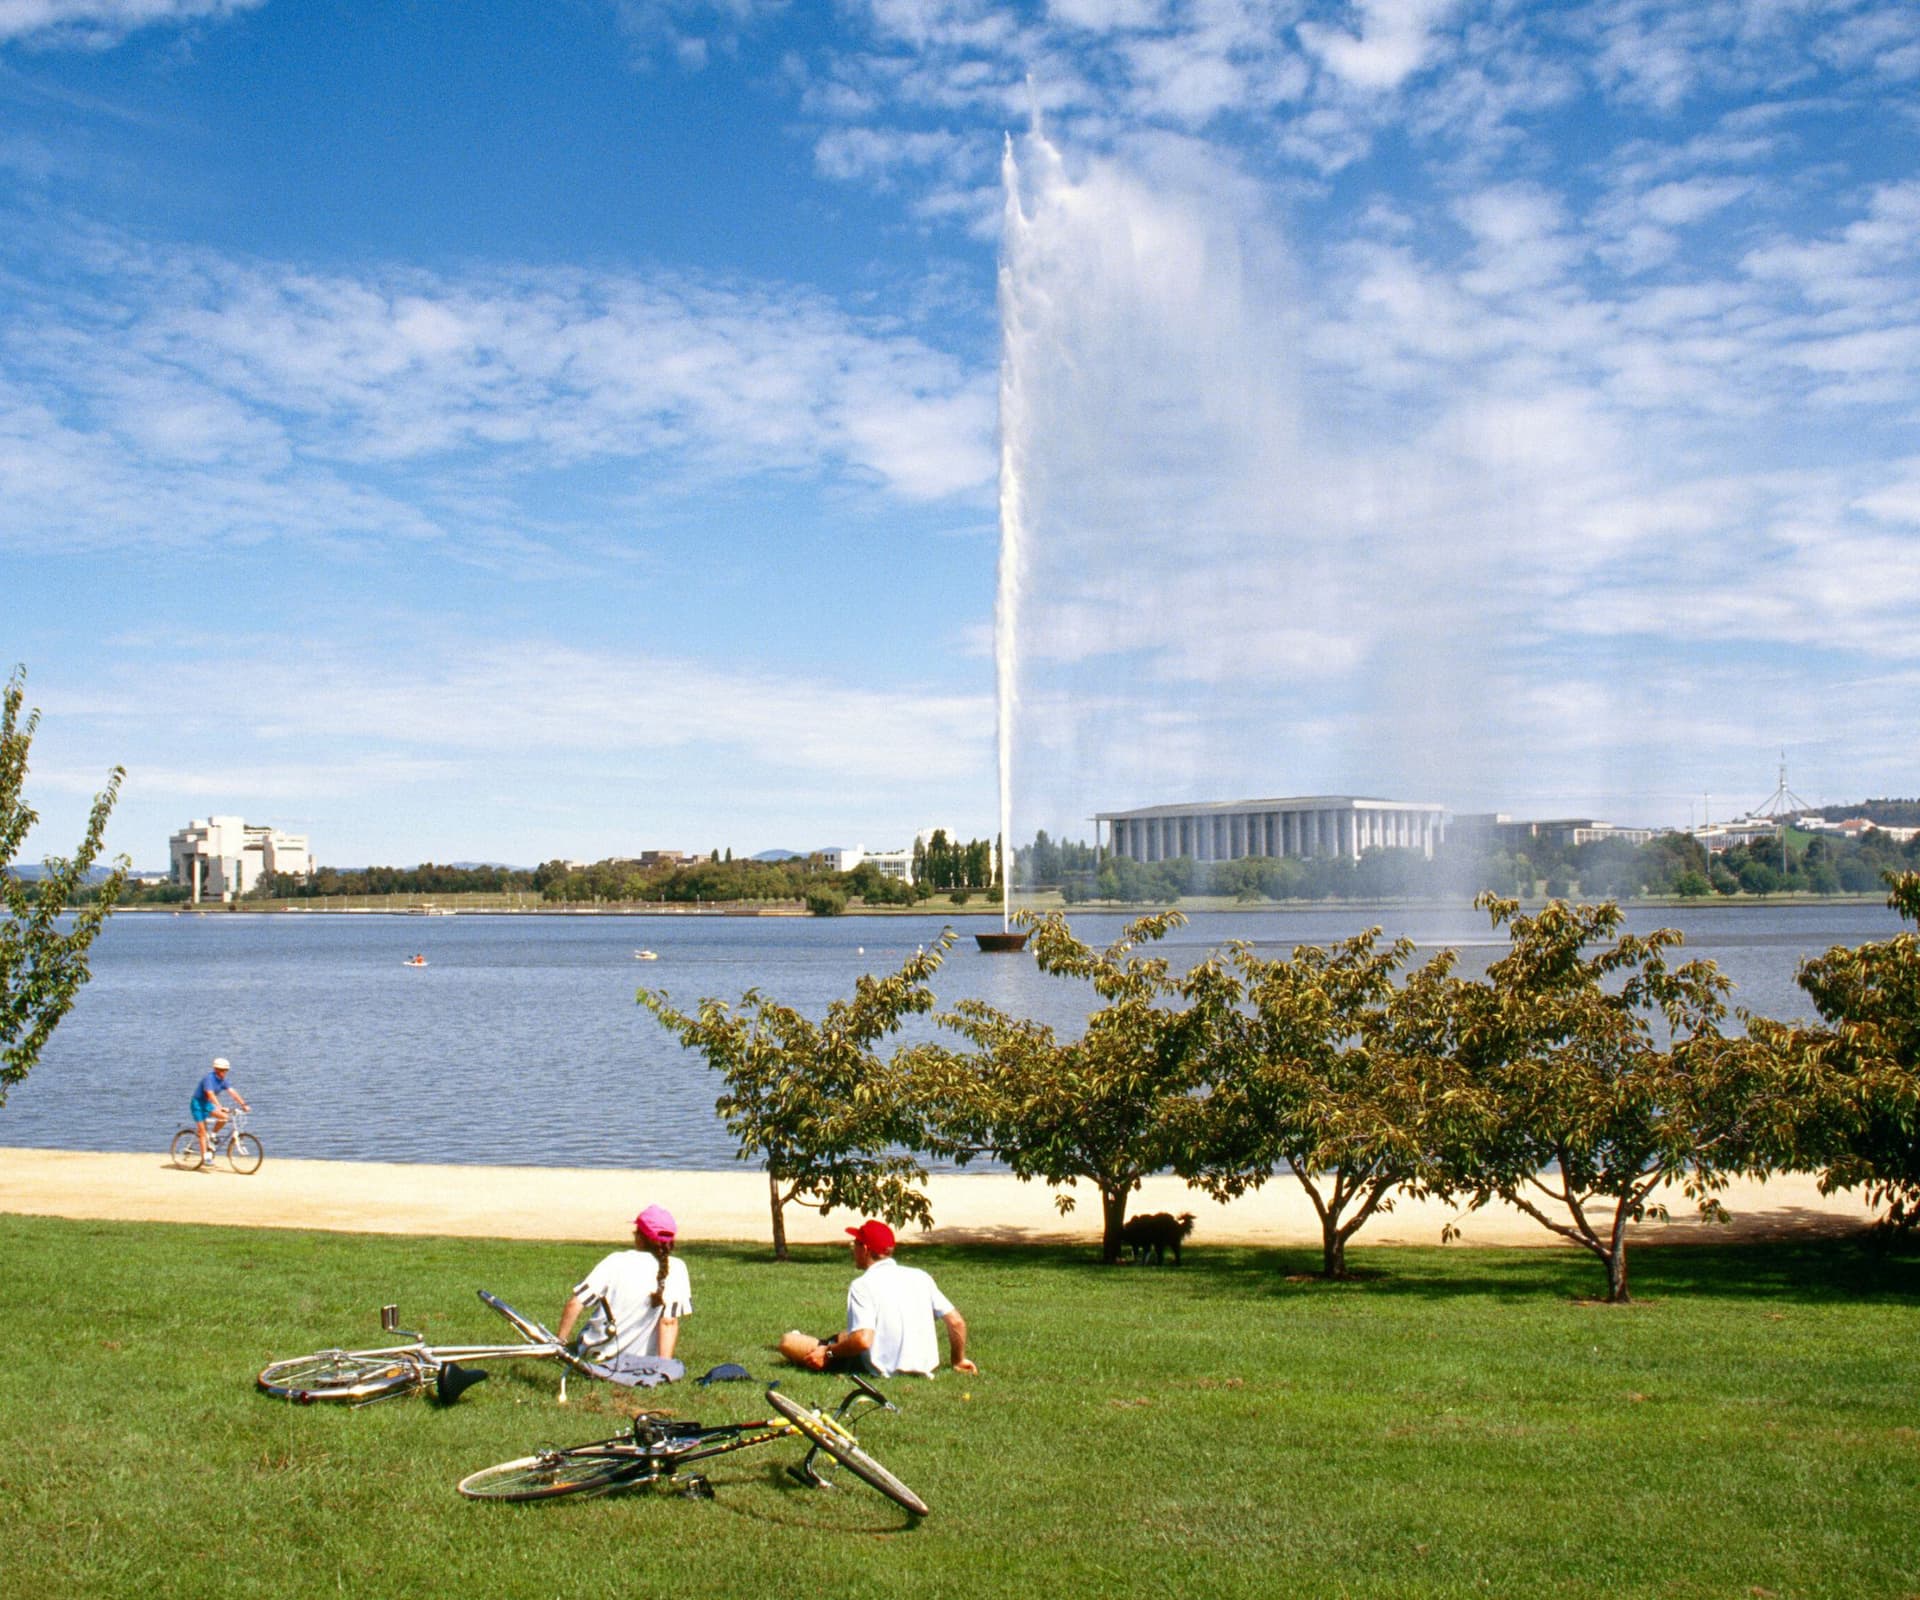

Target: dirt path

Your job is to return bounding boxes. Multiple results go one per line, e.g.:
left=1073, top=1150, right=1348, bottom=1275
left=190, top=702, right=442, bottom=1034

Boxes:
left=0, top=1147, right=1876, bottom=1250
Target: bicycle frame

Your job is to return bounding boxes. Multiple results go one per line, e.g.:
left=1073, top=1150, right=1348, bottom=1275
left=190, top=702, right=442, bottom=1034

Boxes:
left=458, top=1376, right=920, bottom=1508
left=257, top=1288, right=599, bottom=1405
left=627, top=1376, right=892, bottom=1479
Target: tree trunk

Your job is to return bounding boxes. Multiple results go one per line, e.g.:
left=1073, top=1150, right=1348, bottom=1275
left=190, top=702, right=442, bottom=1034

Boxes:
left=1323, top=1223, right=1347, bottom=1280
left=1100, top=1187, right=1129, bottom=1264
left=1605, top=1244, right=1629, bottom=1302
left=768, top=1169, right=789, bottom=1262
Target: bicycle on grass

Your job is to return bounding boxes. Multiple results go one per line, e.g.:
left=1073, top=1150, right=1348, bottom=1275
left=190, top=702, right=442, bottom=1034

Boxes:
left=171, top=1108, right=263, bottom=1174
left=456, top=1373, right=928, bottom=1516
left=257, top=1290, right=599, bottom=1405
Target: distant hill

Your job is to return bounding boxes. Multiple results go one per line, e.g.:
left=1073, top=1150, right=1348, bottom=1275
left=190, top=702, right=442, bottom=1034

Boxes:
left=4, top=864, right=131, bottom=884
left=752, top=849, right=803, bottom=861
left=1809, top=800, right=1920, bottom=827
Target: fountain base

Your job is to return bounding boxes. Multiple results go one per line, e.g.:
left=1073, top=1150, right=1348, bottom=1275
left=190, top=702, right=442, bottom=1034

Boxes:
left=973, top=930, right=1030, bottom=954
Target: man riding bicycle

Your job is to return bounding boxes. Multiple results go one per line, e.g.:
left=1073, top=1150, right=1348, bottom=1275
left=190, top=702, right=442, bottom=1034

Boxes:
left=190, top=1056, right=250, bottom=1169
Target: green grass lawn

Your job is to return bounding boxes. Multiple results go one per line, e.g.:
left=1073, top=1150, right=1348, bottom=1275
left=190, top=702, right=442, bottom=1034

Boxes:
left=1, top=1216, right=1914, bottom=1599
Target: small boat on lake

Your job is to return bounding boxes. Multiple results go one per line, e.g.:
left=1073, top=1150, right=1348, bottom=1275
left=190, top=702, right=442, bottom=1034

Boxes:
left=633, top=949, right=659, bottom=961
left=404, top=955, right=428, bottom=967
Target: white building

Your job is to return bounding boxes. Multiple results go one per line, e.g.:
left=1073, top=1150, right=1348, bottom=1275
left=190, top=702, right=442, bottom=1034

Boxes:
left=1095, top=796, right=1446, bottom=865
left=821, top=827, right=960, bottom=885
left=169, top=816, right=313, bottom=902
left=1455, top=814, right=1657, bottom=849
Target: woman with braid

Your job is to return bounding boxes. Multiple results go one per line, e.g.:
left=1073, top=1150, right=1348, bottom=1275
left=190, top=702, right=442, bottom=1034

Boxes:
left=556, top=1205, right=691, bottom=1386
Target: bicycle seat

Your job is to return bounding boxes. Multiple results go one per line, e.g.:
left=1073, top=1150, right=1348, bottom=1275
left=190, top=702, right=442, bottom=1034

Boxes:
left=434, top=1363, right=490, bottom=1405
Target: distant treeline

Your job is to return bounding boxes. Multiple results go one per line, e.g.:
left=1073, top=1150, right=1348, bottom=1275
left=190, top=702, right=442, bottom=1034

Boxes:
left=533, top=829, right=999, bottom=913
left=67, top=809, right=1920, bottom=911
left=1808, top=797, right=1920, bottom=827
left=1028, top=822, right=1920, bottom=903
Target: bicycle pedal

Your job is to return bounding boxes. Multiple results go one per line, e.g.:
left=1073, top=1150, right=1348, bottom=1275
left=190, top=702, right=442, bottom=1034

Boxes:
left=676, top=1475, right=714, bottom=1501
left=787, top=1463, right=831, bottom=1491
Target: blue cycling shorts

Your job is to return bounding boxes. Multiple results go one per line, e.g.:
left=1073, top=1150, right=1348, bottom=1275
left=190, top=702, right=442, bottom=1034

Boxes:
left=190, top=1097, right=217, bottom=1124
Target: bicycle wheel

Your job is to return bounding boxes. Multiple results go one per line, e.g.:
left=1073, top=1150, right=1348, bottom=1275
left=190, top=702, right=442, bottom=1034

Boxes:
left=766, top=1387, right=928, bottom=1516
left=170, top=1130, right=204, bottom=1169
left=458, top=1448, right=641, bottom=1502
left=257, top=1351, right=423, bottom=1405
left=227, top=1133, right=264, bottom=1174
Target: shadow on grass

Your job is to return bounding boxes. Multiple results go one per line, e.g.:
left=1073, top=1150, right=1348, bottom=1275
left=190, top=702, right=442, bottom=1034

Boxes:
left=837, top=1234, right=1920, bottom=1309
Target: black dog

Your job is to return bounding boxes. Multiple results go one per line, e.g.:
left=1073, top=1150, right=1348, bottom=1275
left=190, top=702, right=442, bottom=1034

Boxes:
left=1121, top=1211, right=1195, bottom=1266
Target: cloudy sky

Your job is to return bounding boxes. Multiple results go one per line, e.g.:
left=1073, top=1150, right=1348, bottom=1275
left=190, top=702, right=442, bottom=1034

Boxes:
left=3, top=1, right=1916, bottom=867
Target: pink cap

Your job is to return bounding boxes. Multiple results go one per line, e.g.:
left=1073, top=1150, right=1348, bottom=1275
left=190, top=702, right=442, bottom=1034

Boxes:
left=634, top=1204, right=677, bottom=1246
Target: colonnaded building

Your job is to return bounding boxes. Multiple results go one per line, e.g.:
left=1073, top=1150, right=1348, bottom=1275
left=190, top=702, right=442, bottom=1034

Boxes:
left=169, top=816, right=313, bottom=902
left=1094, top=796, right=1447, bottom=864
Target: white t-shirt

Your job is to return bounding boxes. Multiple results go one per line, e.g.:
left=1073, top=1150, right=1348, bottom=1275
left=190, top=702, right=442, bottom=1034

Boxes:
left=572, top=1250, right=692, bottom=1362
left=845, top=1256, right=955, bottom=1377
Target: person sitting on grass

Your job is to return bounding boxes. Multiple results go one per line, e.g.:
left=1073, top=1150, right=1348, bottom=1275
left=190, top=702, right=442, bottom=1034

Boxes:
left=557, top=1204, right=690, bottom=1386
left=779, top=1219, right=977, bottom=1378
left=190, top=1056, right=249, bottom=1169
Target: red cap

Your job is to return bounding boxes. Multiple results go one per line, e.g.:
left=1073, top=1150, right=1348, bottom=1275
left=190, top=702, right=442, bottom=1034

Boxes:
left=846, top=1219, right=895, bottom=1255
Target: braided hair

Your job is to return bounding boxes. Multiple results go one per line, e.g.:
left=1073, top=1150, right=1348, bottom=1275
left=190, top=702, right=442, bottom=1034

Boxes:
left=648, top=1238, right=673, bottom=1307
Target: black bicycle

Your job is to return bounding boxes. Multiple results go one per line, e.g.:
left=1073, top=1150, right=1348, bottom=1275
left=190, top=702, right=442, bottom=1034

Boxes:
left=456, top=1375, right=928, bottom=1516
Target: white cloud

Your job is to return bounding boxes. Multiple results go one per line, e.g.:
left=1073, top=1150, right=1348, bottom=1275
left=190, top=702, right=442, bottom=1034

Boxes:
left=0, top=223, right=997, bottom=556
left=70, top=631, right=995, bottom=814
left=0, top=0, right=259, bottom=47
left=1298, top=0, right=1458, bottom=92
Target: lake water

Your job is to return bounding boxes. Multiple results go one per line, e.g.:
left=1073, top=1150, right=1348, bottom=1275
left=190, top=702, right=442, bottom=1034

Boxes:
left=4, top=902, right=1902, bottom=1168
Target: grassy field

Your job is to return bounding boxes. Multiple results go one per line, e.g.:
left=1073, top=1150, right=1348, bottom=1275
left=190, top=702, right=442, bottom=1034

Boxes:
left=1, top=1216, right=1914, bottom=1599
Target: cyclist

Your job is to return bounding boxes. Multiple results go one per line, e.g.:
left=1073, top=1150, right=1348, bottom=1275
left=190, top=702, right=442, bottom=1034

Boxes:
left=556, top=1204, right=690, bottom=1386
left=190, top=1056, right=249, bottom=1169
left=779, top=1219, right=977, bottom=1378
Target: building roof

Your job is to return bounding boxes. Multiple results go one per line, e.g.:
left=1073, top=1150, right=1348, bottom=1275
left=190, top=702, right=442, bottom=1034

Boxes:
left=1094, top=795, right=1444, bottom=821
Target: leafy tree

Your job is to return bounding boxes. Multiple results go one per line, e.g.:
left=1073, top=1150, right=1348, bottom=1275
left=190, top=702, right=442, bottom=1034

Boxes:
left=804, top=885, right=847, bottom=917
left=2, top=669, right=127, bottom=1111
left=1450, top=896, right=1788, bottom=1302
left=1179, top=930, right=1475, bottom=1277
left=638, top=932, right=955, bottom=1259
left=1792, top=872, right=1920, bottom=1233
left=910, top=912, right=1213, bottom=1262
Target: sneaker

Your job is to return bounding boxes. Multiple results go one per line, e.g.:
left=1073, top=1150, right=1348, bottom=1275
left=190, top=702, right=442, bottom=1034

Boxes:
left=199, top=1155, right=216, bottom=1169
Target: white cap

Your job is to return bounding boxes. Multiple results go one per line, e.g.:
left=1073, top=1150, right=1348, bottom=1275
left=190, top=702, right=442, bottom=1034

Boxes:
left=212, top=1057, right=230, bottom=1072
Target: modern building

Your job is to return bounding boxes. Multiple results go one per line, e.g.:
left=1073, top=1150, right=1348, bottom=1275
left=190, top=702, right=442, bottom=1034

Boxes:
left=169, top=817, right=313, bottom=902
left=1094, top=796, right=1446, bottom=865
left=1452, top=814, right=1657, bottom=850
left=821, top=827, right=961, bottom=885
left=1689, top=818, right=1789, bottom=853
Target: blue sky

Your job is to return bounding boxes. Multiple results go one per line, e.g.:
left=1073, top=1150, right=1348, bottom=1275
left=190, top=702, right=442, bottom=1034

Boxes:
left=3, top=1, right=1917, bottom=868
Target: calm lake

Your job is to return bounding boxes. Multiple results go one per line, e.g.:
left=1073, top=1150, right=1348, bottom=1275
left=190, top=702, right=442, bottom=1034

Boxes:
left=5, top=902, right=1902, bottom=1169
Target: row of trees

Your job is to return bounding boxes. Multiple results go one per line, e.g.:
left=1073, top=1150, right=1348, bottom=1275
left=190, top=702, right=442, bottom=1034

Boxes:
left=1026, top=824, right=1920, bottom=905
left=644, top=877, right=1920, bottom=1301
left=538, top=837, right=999, bottom=911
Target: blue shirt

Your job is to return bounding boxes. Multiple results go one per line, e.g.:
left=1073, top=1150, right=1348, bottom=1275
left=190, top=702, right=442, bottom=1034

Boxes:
left=194, top=1071, right=232, bottom=1102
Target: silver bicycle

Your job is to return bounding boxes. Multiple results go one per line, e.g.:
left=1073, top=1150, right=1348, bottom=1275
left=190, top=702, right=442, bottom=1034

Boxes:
left=171, top=1108, right=263, bottom=1174
left=257, top=1290, right=598, bottom=1406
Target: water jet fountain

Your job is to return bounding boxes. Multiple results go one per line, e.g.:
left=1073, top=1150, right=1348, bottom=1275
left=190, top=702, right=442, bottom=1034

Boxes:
left=977, top=132, right=1034, bottom=955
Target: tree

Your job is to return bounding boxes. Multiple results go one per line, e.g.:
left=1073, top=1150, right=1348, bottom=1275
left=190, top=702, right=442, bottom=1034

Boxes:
left=804, top=885, right=847, bottom=917
left=1179, top=930, right=1475, bottom=1278
left=1450, top=896, right=1786, bottom=1302
left=638, top=932, right=955, bottom=1259
left=1793, top=872, right=1920, bottom=1233
left=2, top=668, right=127, bottom=1111
left=910, top=912, right=1213, bottom=1262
